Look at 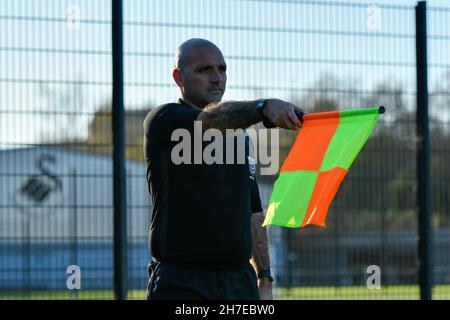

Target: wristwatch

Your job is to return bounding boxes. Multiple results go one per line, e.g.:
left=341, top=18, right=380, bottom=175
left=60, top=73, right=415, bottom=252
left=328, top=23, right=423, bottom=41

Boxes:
left=255, top=99, right=276, bottom=128
left=257, top=269, right=275, bottom=282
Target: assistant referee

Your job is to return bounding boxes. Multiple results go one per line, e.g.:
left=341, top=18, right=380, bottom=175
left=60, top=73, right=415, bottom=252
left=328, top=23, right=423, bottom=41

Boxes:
left=143, top=38, right=303, bottom=300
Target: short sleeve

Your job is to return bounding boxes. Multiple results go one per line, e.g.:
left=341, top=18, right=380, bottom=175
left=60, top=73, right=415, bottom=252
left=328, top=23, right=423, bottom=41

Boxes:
left=143, top=103, right=202, bottom=146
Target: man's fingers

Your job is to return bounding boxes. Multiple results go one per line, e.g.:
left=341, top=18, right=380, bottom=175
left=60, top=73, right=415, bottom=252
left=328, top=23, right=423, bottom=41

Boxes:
left=284, top=116, right=297, bottom=130
left=288, top=111, right=302, bottom=128
left=267, top=101, right=304, bottom=130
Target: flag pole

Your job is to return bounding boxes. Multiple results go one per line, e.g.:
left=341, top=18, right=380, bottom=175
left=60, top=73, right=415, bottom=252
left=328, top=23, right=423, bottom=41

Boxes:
left=295, top=106, right=385, bottom=123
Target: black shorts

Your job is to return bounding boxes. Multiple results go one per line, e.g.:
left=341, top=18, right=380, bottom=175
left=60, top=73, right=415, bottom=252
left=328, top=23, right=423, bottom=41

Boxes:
left=146, top=260, right=259, bottom=300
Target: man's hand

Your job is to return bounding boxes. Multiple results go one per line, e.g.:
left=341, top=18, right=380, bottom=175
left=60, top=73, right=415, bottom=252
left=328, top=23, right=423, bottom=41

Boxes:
left=258, top=278, right=273, bottom=300
left=263, top=99, right=304, bottom=130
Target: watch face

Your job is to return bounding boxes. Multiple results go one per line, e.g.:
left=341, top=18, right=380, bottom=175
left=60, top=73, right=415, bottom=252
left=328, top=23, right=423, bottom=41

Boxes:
left=258, top=269, right=273, bottom=281
left=256, top=99, right=267, bottom=120
left=257, top=100, right=265, bottom=108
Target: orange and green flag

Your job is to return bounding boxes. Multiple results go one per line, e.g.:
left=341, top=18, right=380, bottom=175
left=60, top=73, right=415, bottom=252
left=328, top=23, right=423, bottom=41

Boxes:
left=262, top=106, right=384, bottom=228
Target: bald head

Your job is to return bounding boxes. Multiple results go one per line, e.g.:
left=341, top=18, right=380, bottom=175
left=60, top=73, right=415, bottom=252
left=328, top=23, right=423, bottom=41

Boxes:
left=174, top=38, right=221, bottom=70
left=172, top=38, right=227, bottom=108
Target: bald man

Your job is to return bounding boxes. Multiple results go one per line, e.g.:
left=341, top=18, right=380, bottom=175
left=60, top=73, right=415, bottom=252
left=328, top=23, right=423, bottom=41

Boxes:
left=143, top=38, right=303, bottom=300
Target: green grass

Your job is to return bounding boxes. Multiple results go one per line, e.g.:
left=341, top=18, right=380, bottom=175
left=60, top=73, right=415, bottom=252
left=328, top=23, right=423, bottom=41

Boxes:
left=275, top=285, right=448, bottom=300
left=1, top=285, right=450, bottom=300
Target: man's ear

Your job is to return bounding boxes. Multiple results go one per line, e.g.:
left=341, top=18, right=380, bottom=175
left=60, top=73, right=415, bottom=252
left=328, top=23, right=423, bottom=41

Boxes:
left=172, top=68, right=183, bottom=88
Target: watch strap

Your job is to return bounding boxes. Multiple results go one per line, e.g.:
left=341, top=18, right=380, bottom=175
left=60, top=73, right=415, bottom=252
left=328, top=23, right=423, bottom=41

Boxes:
left=257, top=269, right=274, bottom=282
left=256, top=99, right=276, bottom=128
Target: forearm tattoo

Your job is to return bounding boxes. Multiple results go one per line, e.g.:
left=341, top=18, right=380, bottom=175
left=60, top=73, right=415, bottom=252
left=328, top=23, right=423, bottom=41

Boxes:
left=197, top=101, right=261, bottom=132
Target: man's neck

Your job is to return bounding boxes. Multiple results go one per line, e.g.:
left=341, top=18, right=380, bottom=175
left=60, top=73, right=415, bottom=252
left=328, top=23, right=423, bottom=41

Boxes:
left=180, top=96, right=203, bottom=110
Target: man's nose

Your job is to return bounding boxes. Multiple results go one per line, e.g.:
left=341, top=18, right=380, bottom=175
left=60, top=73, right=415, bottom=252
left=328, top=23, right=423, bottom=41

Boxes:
left=210, top=69, right=224, bottom=83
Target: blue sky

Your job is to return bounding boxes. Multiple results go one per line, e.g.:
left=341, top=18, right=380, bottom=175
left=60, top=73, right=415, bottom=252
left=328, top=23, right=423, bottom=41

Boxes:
left=0, top=0, right=449, bottom=146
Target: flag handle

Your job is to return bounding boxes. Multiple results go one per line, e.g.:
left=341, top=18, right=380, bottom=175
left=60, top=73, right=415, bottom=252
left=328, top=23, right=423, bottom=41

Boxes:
left=263, top=106, right=385, bottom=128
left=295, top=110, right=304, bottom=122
left=295, top=106, right=385, bottom=122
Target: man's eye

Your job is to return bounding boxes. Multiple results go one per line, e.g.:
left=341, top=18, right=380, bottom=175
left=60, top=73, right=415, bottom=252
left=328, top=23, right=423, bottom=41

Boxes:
left=196, top=67, right=226, bottom=73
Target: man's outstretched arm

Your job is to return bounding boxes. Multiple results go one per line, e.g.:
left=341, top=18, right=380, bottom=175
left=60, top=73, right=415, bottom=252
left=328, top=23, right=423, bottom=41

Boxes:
left=197, top=99, right=303, bottom=132
left=250, top=211, right=273, bottom=300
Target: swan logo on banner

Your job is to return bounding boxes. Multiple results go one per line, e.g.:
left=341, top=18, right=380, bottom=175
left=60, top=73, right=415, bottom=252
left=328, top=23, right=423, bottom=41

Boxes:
left=11, top=153, right=64, bottom=217
left=21, top=154, right=62, bottom=203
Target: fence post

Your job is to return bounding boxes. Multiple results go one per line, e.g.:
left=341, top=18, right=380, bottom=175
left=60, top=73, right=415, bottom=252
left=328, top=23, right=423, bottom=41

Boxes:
left=415, top=0, right=432, bottom=300
left=112, top=0, right=127, bottom=300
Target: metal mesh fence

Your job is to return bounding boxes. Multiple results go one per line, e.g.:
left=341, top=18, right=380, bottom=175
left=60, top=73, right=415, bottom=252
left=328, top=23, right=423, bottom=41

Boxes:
left=0, top=0, right=449, bottom=299
left=1, top=0, right=116, bottom=299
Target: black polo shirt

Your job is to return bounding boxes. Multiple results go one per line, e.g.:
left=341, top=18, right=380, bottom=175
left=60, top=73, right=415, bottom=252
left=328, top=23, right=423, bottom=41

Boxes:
left=143, top=99, right=263, bottom=266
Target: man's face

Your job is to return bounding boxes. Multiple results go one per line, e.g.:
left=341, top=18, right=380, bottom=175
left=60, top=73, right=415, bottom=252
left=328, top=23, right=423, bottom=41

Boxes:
left=176, top=45, right=227, bottom=108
